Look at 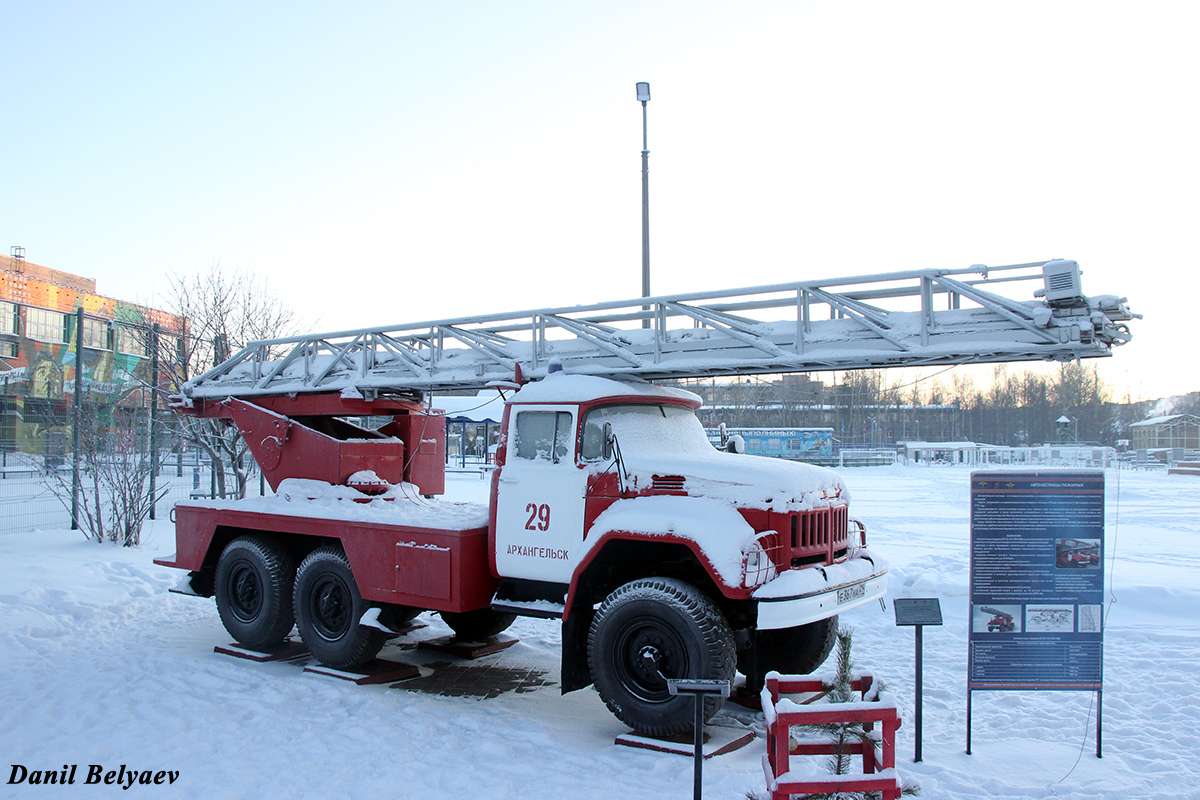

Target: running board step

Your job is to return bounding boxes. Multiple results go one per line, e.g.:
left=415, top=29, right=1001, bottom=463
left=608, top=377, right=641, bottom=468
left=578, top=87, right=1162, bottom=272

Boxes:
left=491, top=601, right=565, bottom=619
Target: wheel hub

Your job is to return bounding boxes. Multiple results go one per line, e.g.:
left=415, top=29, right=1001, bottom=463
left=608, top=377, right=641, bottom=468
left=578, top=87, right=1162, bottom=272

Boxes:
left=317, top=586, right=344, bottom=624
left=231, top=566, right=261, bottom=619
left=629, top=630, right=673, bottom=686
left=310, top=576, right=350, bottom=640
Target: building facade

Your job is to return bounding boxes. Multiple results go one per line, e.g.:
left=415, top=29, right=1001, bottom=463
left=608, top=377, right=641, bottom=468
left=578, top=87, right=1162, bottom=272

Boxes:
left=1, top=249, right=184, bottom=463
left=1130, top=414, right=1200, bottom=452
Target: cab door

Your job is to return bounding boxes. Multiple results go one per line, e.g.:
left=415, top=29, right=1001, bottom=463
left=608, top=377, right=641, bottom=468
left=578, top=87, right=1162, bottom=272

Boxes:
left=493, top=405, right=588, bottom=583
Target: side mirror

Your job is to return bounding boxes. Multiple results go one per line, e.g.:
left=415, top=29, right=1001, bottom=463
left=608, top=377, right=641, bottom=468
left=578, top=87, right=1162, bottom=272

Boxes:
left=603, top=422, right=614, bottom=461
left=725, top=434, right=746, bottom=454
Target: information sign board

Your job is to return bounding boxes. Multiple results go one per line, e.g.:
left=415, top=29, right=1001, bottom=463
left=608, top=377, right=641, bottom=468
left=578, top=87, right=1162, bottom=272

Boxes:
left=894, top=598, right=943, bottom=627
left=968, top=470, right=1104, bottom=691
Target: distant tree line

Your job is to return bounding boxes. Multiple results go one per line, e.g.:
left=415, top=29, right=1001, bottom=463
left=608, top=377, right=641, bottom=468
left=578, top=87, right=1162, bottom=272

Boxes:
left=684, top=364, right=1192, bottom=448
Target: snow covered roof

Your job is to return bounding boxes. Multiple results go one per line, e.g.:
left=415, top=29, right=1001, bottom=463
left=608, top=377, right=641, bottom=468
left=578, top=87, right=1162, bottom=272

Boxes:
left=1130, top=414, right=1200, bottom=427
left=509, top=373, right=701, bottom=405
left=899, top=441, right=981, bottom=448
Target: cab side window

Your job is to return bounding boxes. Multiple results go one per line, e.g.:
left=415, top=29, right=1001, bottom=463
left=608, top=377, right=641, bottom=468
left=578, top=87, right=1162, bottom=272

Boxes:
left=513, top=411, right=573, bottom=463
left=580, top=411, right=606, bottom=461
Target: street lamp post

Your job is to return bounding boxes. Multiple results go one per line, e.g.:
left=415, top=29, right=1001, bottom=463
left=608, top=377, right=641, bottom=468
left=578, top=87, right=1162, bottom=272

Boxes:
left=636, top=81, right=651, bottom=328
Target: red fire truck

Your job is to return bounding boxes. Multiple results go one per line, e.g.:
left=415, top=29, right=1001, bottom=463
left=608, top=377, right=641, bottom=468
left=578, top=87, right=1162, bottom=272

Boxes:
left=154, top=261, right=1134, bottom=734
left=983, top=606, right=1016, bottom=633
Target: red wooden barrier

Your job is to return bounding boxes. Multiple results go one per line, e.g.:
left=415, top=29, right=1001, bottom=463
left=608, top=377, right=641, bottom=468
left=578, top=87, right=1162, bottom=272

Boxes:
left=761, top=671, right=903, bottom=800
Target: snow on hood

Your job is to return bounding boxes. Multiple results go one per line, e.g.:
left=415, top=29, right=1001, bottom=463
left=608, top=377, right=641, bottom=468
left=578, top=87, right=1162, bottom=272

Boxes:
left=626, top=451, right=848, bottom=513
left=587, top=396, right=847, bottom=512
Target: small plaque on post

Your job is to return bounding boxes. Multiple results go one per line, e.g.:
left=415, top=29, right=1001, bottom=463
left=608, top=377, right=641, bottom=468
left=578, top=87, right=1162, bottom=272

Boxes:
left=893, top=597, right=942, bottom=762
left=894, top=598, right=943, bottom=627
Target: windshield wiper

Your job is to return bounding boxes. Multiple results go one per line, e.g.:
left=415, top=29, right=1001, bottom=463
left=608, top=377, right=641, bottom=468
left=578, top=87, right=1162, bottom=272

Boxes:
left=602, top=422, right=630, bottom=493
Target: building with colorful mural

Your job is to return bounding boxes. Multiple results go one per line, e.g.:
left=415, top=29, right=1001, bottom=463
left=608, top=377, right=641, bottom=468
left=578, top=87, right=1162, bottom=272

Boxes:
left=1, top=248, right=184, bottom=463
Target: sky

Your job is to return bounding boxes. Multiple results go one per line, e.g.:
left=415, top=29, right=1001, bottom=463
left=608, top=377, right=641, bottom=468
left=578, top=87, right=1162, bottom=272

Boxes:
left=2, top=1, right=1196, bottom=400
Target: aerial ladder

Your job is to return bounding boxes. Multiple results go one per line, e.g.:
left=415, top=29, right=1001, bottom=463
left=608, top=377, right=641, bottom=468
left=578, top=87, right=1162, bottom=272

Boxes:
left=178, top=258, right=1136, bottom=403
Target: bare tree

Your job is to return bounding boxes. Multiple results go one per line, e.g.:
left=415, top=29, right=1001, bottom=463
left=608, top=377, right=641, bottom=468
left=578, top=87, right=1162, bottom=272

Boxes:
left=1017, top=370, right=1052, bottom=444
left=158, top=263, right=301, bottom=498
left=1172, top=391, right=1200, bottom=417
left=1053, top=363, right=1111, bottom=443
left=49, top=401, right=166, bottom=546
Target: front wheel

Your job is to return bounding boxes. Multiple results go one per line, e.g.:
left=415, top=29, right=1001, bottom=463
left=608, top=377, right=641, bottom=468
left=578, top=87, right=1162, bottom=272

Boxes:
left=588, top=578, right=735, bottom=737
left=293, top=547, right=387, bottom=668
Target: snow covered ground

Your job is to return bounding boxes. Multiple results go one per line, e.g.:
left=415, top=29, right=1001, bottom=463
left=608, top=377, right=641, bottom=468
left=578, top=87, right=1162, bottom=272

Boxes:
left=2, top=465, right=1197, bottom=799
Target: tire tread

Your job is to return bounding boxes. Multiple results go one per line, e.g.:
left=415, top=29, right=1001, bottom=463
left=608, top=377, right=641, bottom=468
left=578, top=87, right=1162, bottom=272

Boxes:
left=215, top=535, right=296, bottom=648
left=294, top=546, right=387, bottom=668
left=587, top=577, right=735, bottom=736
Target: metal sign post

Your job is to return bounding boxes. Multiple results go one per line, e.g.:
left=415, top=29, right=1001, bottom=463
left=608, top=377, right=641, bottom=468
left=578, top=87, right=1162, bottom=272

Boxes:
left=893, top=598, right=943, bottom=762
left=667, top=679, right=731, bottom=800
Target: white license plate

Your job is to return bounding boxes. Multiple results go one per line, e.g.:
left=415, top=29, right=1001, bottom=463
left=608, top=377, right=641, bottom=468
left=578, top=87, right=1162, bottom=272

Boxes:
left=837, top=583, right=866, bottom=604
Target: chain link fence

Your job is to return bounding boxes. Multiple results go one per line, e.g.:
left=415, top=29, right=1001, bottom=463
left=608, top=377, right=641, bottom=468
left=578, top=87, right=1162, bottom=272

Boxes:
left=0, top=446, right=268, bottom=535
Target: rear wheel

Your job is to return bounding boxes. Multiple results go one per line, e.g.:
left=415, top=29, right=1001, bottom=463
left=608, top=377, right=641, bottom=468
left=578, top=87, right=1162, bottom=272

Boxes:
left=293, top=547, right=387, bottom=668
left=744, top=616, right=839, bottom=675
left=588, top=578, right=735, bottom=736
left=214, top=536, right=296, bottom=648
left=441, top=608, right=516, bottom=641
left=377, top=606, right=423, bottom=630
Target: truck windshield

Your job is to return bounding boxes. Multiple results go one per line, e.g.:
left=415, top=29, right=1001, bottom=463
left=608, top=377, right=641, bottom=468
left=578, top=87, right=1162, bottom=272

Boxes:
left=580, top=403, right=713, bottom=461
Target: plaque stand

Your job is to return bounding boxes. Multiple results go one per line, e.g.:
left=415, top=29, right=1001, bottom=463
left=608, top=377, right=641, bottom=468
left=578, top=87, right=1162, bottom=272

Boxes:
left=893, top=598, right=942, bottom=763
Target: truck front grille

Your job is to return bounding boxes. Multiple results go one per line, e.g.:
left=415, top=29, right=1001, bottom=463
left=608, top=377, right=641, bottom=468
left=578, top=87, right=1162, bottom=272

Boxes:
left=785, top=505, right=849, bottom=567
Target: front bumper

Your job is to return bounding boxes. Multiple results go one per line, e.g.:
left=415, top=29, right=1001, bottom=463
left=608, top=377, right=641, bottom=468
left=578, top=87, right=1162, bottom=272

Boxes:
left=752, top=551, right=888, bottom=629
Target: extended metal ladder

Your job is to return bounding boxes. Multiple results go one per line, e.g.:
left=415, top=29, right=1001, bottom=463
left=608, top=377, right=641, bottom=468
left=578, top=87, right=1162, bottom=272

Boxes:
left=180, top=259, right=1137, bottom=400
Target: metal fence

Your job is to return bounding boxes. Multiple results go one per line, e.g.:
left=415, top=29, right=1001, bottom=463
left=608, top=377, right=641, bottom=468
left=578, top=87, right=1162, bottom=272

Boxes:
left=0, top=452, right=268, bottom=535
left=838, top=449, right=900, bottom=467
left=0, top=466, right=68, bottom=533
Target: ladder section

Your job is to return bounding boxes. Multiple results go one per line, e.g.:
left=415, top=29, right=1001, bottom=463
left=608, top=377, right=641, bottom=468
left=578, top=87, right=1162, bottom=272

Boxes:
left=181, top=260, right=1137, bottom=400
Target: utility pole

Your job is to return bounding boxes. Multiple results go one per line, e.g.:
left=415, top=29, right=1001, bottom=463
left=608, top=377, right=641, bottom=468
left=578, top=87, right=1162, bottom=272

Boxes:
left=149, top=322, right=160, bottom=520
left=71, top=307, right=83, bottom=529
left=636, top=81, right=651, bottom=328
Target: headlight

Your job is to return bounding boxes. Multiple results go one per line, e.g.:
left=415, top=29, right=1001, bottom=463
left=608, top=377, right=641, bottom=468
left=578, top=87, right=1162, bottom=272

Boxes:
left=742, top=538, right=778, bottom=588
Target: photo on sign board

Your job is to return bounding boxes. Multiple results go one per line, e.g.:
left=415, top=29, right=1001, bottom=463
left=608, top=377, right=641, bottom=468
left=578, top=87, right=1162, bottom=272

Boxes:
left=1055, top=538, right=1101, bottom=569
left=1026, top=605, right=1074, bottom=632
left=973, top=604, right=1022, bottom=634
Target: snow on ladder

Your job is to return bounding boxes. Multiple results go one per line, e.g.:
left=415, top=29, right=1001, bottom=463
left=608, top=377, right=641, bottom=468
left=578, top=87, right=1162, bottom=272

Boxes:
left=180, top=259, right=1137, bottom=400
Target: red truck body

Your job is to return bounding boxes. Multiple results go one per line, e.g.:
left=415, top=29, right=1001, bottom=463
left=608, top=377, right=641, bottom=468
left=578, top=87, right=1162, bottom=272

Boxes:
left=168, top=505, right=496, bottom=613
left=157, top=373, right=888, bottom=735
